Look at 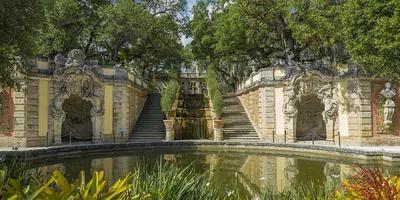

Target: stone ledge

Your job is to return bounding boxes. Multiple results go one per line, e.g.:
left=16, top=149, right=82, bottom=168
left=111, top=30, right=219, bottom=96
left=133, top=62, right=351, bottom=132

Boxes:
left=2, top=140, right=400, bottom=163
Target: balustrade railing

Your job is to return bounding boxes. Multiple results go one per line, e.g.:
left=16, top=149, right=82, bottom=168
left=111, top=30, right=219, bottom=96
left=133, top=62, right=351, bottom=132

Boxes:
left=236, top=68, right=286, bottom=92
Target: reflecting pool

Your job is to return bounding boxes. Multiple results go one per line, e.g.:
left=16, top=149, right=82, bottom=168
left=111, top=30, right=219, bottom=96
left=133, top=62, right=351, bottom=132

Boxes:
left=34, top=150, right=400, bottom=199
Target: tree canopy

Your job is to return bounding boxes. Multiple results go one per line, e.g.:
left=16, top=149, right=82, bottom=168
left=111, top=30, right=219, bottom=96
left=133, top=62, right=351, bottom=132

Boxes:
left=1, top=0, right=400, bottom=87
left=0, top=0, right=187, bottom=88
left=40, top=0, right=186, bottom=76
left=0, top=0, right=43, bottom=88
left=189, top=0, right=400, bottom=85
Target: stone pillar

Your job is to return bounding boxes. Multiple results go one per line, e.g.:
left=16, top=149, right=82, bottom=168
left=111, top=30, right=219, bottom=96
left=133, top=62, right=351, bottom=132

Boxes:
left=346, top=79, right=372, bottom=139
left=359, top=80, right=373, bottom=137
left=264, top=87, right=275, bottom=142
left=164, top=119, right=175, bottom=141
left=286, top=117, right=296, bottom=143
left=213, top=119, right=224, bottom=141
left=91, top=113, right=104, bottom=144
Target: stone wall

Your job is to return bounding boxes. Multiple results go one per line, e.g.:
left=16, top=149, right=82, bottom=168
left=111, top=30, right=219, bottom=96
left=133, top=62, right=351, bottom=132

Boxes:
left=111, top=84, right=147, bottom=141
left=235, top=67, right=396, bottom=146
left=0, top=73, right=148, bottom=147
left=0, top=86, right=27, bottom=147
left=238, top=87, right=263, bottom=138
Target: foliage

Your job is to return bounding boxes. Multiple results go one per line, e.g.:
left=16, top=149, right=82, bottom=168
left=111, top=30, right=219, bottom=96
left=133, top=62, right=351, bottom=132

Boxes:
left=126, top=161, right=219, bottom=200
left=190, top=0, right=342, bottom=84
left=206, top=64, right=223, bottom=119
left=161, top=79, right=180, bottom=117
left=0, top=0, right=43, bottom=88
left=341, top=0, right=400, bottom=79
left=0, top=169, right=132, bottom=200
left=259, top=182, right=337, bottom=200
left=341, top=167, right=400, bottom=200
left=40, top=0, right=184, bottom=76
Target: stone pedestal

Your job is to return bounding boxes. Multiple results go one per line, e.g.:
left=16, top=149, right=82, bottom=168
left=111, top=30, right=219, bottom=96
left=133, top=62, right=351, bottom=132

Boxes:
left=213, top=120, right=224, bottom=141
left=164, top=120, right=175, bottom=141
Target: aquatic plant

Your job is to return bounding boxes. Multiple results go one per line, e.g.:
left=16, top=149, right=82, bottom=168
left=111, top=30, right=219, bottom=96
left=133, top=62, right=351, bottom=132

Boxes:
left=126, top=161, right=220, bottom=200
left=257, top=182, right=336, bottom=200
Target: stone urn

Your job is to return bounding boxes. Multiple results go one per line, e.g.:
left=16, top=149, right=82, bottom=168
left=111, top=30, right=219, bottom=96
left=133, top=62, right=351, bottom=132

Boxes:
left=213, top=119, right=224, bottom=141
left=164, top=119, right=175, bottom=141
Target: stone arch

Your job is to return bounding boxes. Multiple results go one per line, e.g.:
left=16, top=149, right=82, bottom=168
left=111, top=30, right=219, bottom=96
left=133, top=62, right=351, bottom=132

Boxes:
left=283, top=71, right=338, bottom=142
left=296, top=94, right=326, bottom=140
left=61, top=95, right=93, bottom=142
left=51, top=49, right=104, bottom=144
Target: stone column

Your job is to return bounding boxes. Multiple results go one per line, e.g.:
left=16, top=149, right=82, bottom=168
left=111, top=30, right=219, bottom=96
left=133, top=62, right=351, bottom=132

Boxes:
left=53, top=115, right=64, bottom=145
left=286, top=117, right=296, bottom=143
left=164, top=119, right=175, bottom=141
left=91, top=114, right=103, bottom=143
left=213, top=119, right=224, bottom=141
left=264, top=87, right=275, bottom=142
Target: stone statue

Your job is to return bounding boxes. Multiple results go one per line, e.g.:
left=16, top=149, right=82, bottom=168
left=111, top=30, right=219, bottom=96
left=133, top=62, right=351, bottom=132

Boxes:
left=65, top=49, right=85, bottom=68
left=320, top=86, right=338, bottom=122
left=284, top=86, right=298, bottom=118
left=51, top=93, right=68, bottom=120
left=90, top=96, right=103, bottom=116
left=54, top=54, right=66, bottom=68
left=380, top=82, right=396, bottom=125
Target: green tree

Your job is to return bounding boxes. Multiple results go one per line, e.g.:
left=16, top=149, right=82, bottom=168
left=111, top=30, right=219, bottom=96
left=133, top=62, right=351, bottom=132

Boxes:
left=341, top=0, right=400, bottom=78
left=0, top=0, right=43, bottom=88
left=40, top=0, right=109, bottom=57
left=189, top=0, right=348, bottom=86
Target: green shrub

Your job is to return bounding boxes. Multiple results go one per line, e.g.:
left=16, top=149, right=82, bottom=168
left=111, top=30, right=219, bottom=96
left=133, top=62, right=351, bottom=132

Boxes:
left=0, top=169, right=133, bottom=200
left=127, top=161, right=220, bottom=200
left=161, top=79, right=180, bottom=117
left=205, top=64, right=223, bottom=119
left=149, top=78, right=158, bottom=93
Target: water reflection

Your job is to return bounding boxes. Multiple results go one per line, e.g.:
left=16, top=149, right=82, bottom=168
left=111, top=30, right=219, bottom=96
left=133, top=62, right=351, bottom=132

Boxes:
left=35, top=151, right=400, bottom=198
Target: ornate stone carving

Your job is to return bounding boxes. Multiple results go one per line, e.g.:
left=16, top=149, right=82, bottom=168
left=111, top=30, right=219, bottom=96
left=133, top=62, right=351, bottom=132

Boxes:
left=54, top=54, right=67, bottom=68
left=65, top=49, right=85, bottom=67
left=319, top=85, right=339, bottom=122
left=284, top=86, right=298, bottom=118
left=380, top=82, right=396, bottom=125
left=284, top=72, right=338, bottom=122
left=51, top=49, right=104, bottom=144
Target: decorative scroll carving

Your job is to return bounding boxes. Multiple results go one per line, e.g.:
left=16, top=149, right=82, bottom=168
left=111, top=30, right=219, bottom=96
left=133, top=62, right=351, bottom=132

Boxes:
left=51, top=49, right=104, bottom=144
left=284, top=72, right=338, bottom=122
left=380, top=82, right=396, bottom=125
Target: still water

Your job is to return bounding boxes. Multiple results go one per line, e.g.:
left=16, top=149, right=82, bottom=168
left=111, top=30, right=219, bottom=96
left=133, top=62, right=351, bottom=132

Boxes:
left=35, top=150, right=400, bottom=198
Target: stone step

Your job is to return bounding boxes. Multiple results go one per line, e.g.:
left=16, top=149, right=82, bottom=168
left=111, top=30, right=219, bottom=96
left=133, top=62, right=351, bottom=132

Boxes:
left=135, top=119, right=164, bottom=122
left=133, top=131, right=165, bottom=134
left=224, top=128, right=256, bottom=130
left=223, top=120, right=252, bottom=123
left=222, top=93, right=237, bottom=98
left=131, top=94, right=166, bottom=141
left=134, top=124, right=164, bottom=127
left=130, top=135, right=165, bottom=138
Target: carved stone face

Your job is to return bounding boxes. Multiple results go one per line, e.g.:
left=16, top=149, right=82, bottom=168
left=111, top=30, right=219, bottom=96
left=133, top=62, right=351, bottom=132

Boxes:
left=385, top=82, right=392, bottom=89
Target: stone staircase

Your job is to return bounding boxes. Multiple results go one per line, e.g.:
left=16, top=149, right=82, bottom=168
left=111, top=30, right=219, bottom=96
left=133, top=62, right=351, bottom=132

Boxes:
left=222, top=93, right=260, bottom=141
left=129, top=94, right=166, bottom=141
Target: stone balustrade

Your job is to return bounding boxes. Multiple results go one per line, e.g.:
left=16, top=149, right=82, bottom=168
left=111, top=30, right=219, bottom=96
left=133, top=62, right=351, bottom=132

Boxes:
left=36, top=59, right=149, bottom=90
left=237, top=68, right=286, bottom=92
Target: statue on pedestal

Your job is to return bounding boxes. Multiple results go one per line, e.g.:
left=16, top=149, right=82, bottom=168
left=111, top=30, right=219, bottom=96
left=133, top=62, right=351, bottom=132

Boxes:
left=380, top=82, right=396, bottom=125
